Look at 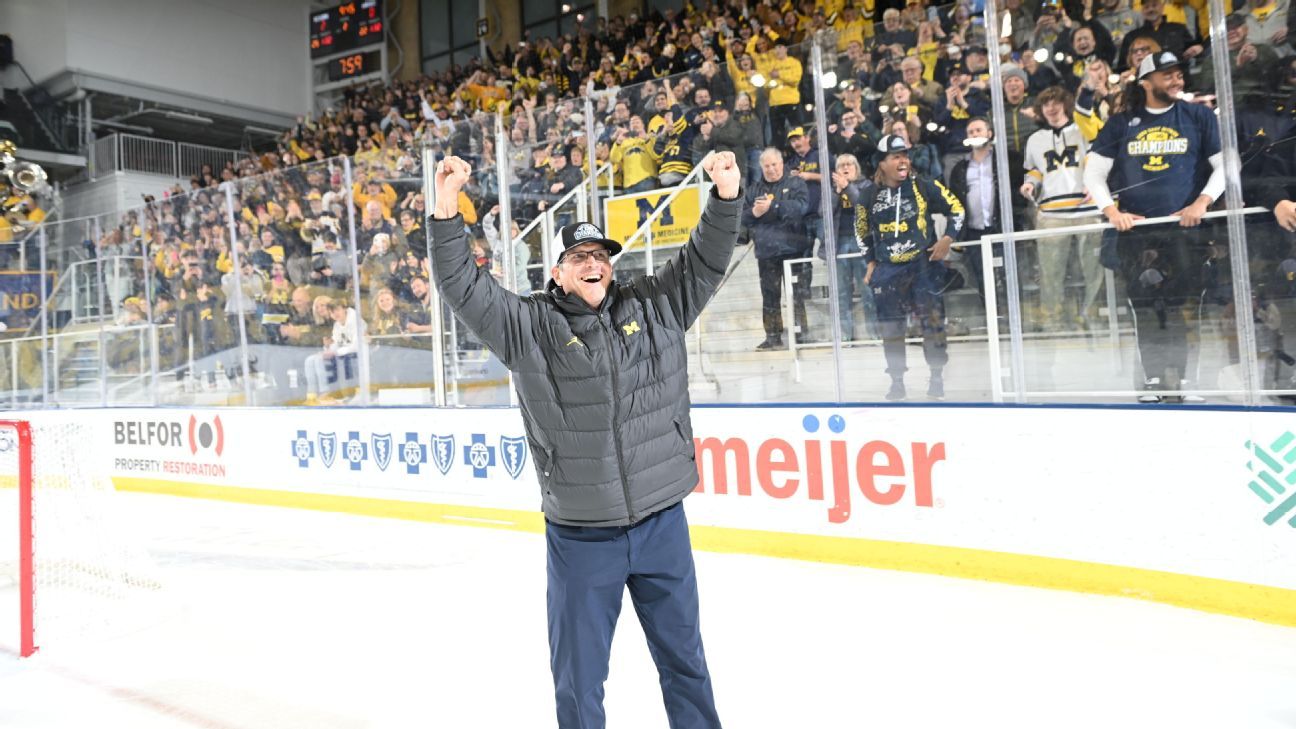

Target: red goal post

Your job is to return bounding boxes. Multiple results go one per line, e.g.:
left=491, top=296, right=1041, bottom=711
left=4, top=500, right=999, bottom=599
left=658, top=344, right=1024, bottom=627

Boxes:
left=2, top=418, right=165, bottom=658
left=0, top=420, right=34, bottom=657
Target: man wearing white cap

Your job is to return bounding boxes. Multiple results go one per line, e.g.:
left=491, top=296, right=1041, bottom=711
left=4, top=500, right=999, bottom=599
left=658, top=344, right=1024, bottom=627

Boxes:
left=1083, top=51, right=1225, bottom=403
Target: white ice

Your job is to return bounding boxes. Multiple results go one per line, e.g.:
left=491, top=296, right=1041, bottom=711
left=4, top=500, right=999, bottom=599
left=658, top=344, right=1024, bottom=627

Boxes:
left=2, top=492, right=1295, bottom=729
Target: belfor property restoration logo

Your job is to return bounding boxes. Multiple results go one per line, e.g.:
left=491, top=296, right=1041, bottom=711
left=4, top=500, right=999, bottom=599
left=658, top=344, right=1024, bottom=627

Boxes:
left=1245, top=433, right=1296, bottom=528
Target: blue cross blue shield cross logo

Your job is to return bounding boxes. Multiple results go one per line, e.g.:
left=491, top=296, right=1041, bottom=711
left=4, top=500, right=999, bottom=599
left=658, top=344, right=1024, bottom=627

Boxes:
left=344, top=431, right=368, bottom=471
left=463, top=434, right=496, bottom=478
left=500, top=436, right=527, bottom=480
left=291, top=430, right=314, bottom=468
left=318, top=432, right=337, bottom=468
left=371, top=433, right=393, bottom=471
left=431, top=434, right=455, bottom=475
left=400, top=432, right=428, bottom=475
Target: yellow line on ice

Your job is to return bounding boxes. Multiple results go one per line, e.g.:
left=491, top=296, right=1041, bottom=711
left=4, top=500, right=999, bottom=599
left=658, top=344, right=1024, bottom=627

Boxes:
left=114, top=477, right=1296, bottom=628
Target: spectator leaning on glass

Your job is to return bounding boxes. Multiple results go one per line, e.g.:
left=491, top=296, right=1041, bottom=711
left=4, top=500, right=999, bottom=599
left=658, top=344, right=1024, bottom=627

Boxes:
left=430, top=151, right=743, bottom=729
left=860, top=135, right=966, bottom=402
left=1083, top=51, right=1224, bottom=403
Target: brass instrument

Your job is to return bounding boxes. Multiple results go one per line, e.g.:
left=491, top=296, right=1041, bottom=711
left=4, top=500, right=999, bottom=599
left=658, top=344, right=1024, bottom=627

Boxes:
left=1, top=140, right=50, bottom=233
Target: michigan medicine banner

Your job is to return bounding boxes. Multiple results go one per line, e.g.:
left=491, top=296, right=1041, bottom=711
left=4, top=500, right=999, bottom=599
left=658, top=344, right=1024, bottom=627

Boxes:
left=603, top=186, right=704, bottom=252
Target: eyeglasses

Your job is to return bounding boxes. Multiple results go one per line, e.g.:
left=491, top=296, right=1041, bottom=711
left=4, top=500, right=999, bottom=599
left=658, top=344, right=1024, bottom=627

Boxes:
left=563, top=249, right=612, bottom=265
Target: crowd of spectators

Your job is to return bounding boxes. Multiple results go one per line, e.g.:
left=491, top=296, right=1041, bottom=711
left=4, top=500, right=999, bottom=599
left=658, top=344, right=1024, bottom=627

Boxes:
left=67, top=0, right=1296, bottom=400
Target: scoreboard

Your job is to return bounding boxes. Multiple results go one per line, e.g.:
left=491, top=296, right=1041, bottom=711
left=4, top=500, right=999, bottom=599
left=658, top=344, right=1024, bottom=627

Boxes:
left=326, top=50, right=383, bottom=81
left=310, top=1, right=384, bottom=59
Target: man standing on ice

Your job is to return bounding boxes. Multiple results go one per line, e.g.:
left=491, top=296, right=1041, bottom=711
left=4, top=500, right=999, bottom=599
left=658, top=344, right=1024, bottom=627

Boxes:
left=430, top=150, right=743, bottom=729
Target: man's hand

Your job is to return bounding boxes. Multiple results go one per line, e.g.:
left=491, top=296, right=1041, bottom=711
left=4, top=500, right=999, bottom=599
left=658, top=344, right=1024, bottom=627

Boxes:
left=751, top=195, right=772, bottom=217
left=1019, top=181, right=1036, bottom=199
left=1237, top=43, right=1259, bottom=67
left=1276, top=200, right=1296, bottom=232
left=1083, top=63, right=1104, bottom=90
left=929, top=235, right=953, bottom=262
left=1184, top=44, right=1205, bottom=59
left=702, top=151, right=742, bottom=200
left=1173, top=196, right=1210, bottom=227
left=433, top=156, right=471, bottom=219
left=1103, top=205, right=1144, bottom=232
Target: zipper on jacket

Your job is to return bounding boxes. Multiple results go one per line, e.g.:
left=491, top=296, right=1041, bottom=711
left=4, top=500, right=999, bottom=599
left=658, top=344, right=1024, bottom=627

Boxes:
left=893, top=184, right=902, bottom=239
left=599, top=313, right=636, bottom=524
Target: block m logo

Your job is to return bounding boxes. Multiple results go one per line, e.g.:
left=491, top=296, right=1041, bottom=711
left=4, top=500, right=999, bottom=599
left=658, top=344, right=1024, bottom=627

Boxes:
left=1245, top=433, right=1296, bottom=528
left=634, top=196, right=673, bottom=229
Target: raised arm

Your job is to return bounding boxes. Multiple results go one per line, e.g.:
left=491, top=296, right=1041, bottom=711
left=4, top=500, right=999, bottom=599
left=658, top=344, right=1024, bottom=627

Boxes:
left=641, top=151, right=744, bottom=330
left=429, top=156, right=537, bottom=367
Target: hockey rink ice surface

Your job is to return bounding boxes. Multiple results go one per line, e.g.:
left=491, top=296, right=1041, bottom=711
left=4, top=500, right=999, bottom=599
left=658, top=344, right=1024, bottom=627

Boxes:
left=2, top=492, right=1295, bottom=729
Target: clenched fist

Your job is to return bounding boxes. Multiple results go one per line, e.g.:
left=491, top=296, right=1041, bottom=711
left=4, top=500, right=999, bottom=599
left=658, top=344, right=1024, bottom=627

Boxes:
left=702, top=151, right=741, bottom=200
left=433, top=156, right=472, bottom=219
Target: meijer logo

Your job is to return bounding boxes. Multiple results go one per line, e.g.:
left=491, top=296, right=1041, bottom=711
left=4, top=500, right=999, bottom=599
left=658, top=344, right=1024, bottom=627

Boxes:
left=692, top=413, right=946, bottom=525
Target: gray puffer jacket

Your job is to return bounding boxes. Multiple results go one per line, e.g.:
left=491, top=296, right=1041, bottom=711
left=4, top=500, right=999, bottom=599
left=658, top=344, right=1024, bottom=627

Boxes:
left=431, top=188, right=742, bottom=526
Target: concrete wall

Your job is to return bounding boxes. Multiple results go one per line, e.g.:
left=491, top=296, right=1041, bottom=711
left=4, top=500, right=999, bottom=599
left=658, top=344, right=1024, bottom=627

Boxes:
left=0, top=0, right=311, bottom=117
left=0, top=0, right=71, bottom=88
left=59, top=172, right=184, bottom=222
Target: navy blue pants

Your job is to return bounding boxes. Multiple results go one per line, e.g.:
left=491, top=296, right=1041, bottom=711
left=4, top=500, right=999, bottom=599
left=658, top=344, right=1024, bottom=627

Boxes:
left=546, top=502, right=721, bottom=729
left=872, top=258, right=950, bottom=376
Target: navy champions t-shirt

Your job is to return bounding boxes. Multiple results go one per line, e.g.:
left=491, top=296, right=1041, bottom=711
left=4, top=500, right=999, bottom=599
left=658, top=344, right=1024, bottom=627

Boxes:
left=1091, top=101, right=1220, bottom=218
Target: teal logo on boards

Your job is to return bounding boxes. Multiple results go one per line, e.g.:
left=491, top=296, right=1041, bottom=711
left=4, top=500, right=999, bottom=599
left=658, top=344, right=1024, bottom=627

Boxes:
left=1244, top=433, right=1296, bottom=528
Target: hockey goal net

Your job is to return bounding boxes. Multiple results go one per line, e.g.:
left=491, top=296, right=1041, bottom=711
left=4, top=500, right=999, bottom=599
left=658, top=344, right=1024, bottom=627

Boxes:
left=0, top=419, right=164, bottom=657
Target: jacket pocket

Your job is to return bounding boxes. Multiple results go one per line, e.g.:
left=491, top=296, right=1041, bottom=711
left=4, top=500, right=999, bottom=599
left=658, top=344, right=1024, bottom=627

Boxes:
left=534, top=446, right=556, bottom=489
left=673, top=418, right=695, bottom=461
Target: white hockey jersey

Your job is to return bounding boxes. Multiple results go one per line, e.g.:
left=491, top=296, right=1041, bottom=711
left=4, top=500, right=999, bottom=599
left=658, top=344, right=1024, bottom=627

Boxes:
left=1022, top=123, right=1098, bottom=219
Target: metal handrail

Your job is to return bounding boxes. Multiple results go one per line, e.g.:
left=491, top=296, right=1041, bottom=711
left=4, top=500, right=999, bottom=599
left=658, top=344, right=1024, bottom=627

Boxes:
left=616, top=160, right=708, bottom=256
left=772, top=205, right=1275, bottom=401
left=512, top=162, right=612, bottom=276
left=513, top=162, right=612, bottom=242
left=0, top=322, right=178, bottom=406
left=23, top=254, right=146, bottom=336
left=974, top=207, right=1268, bottom=244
